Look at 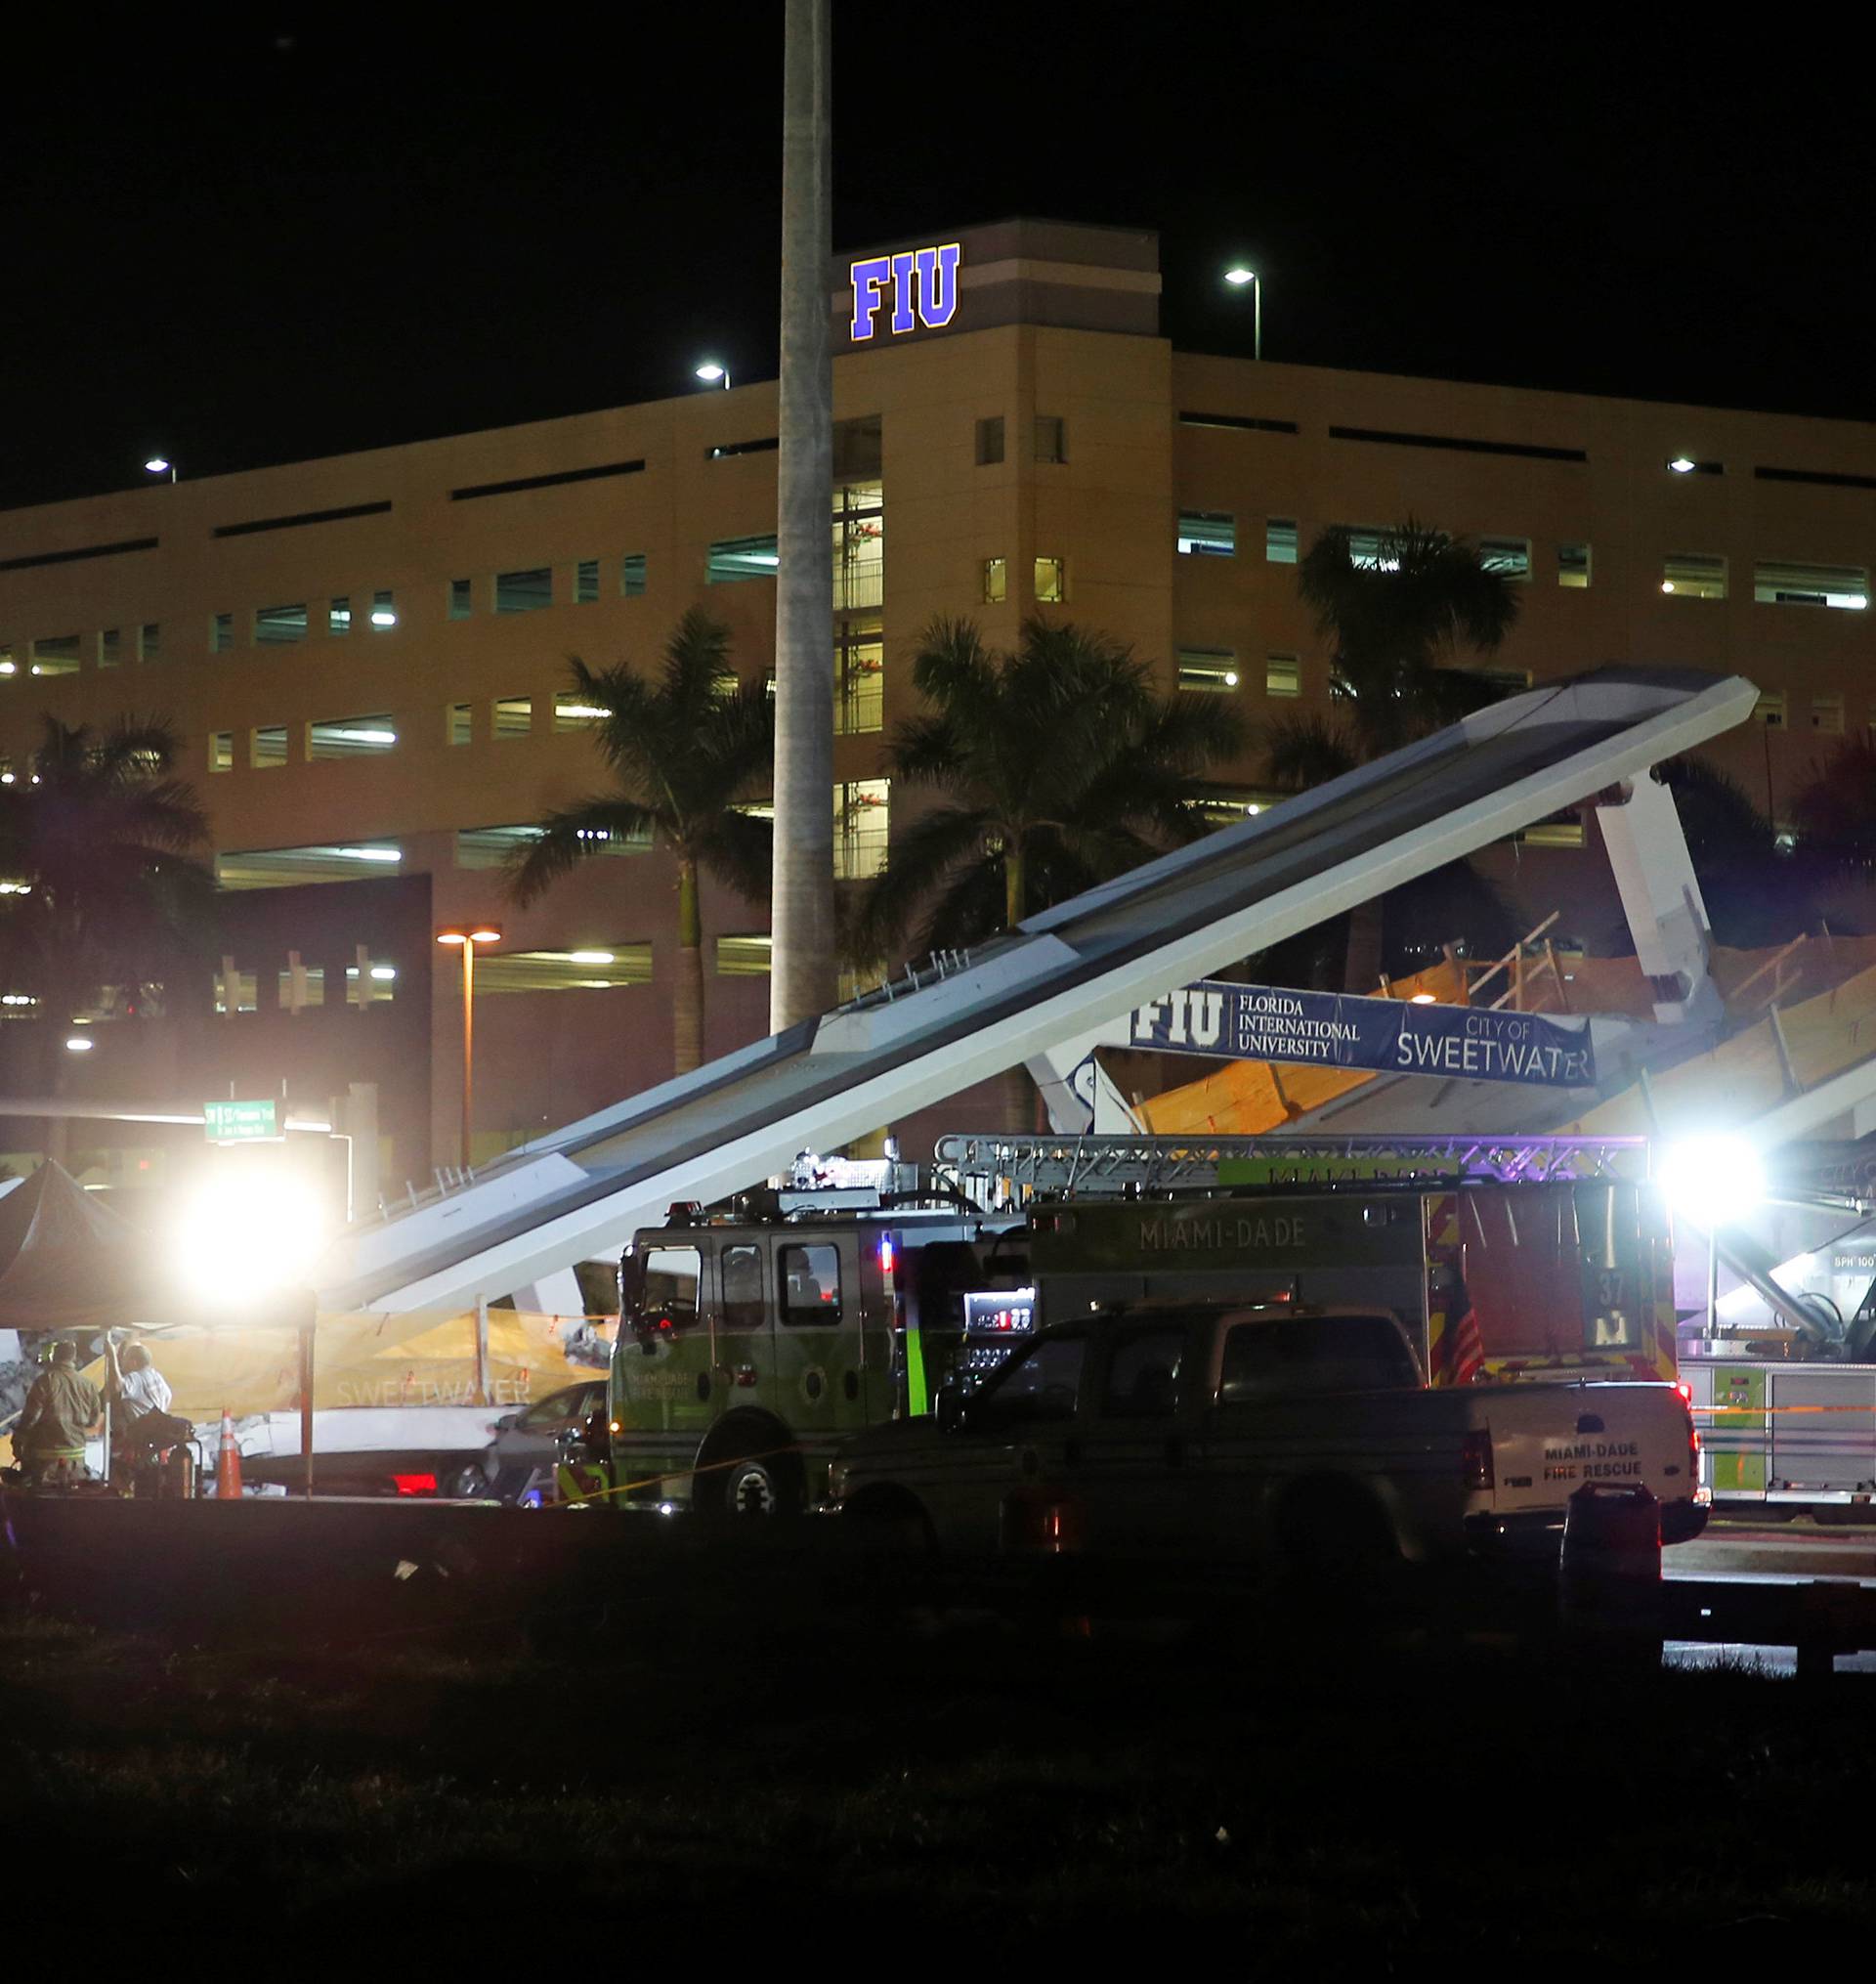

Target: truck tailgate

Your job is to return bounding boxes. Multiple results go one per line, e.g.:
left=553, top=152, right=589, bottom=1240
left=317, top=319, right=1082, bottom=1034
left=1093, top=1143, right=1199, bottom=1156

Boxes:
left=1471, top=1382, right=1696, bottom=1518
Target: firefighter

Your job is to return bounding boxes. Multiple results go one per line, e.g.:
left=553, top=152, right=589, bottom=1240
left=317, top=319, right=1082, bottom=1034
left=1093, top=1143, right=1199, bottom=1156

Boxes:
left=15, top=1341, right=104, bottom=1489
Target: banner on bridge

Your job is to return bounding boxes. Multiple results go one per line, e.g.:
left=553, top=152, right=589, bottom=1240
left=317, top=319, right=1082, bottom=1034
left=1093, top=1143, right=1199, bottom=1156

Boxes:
left=1130, top=979, right=1596, bottom=1089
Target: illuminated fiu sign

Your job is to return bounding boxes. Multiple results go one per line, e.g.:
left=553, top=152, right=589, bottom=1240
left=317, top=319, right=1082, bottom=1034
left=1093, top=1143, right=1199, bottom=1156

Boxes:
left=848, top=242, right=961, bottom=342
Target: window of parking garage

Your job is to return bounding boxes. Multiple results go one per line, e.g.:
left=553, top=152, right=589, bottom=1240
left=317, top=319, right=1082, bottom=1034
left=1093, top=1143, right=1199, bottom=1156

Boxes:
left=308, top=715, right=397, bottom=760
left=213, top=968, right=259, bottom=1014
left=448, top=579, right=472, bottom=621
left=1266, top=654, right=1301, bottom=698
left=1035, top=416, right=1067, bottom=464
left=448, top=703, right=472, bottom=746
left=139, top=622, right=161, bottom=663
left=976, top=416, right=1004, bottom=465
left=621, top=553, right=647, bottom=597
left=1754, top=559, right=1869, bottom=610
left=474, top=945, right=653, bottom=993
left=833, top=482, right=883, bottom=610
left=576, top=559, right=600, bottom=603
left=370, top=589, right=397, bottom=628
left=215, top=842, right=402, bottom=887
left=211, top=614, right=234, bottom=653
left=329, top=597, right=352, bottom=635
left=492, top=697, right=533, bottom=740
left=555, top=692, right=610, bottom=732
left=1198, top=787, right=1277, bottom=826
left=30, top=634, right=81, bottom=677
left=707, top=535, right=779, bottom=583
left=836, top=780, right=889, bottom=881
left=346, top=960, right=399, bottom=1007
left=1266, top=518, right=1299, bottom=564
left=1557, top=543, right=1592, bottom=588
left=98, top=628, right=121, bottom=669
left=983, top=557, right=1006, bottom=604
left=1177, top=511, right=1235, bottom=557
left=250, top=725, right=289, bottom=769
left=209, top=732, right=233, bottom=773
left=1812, top=694, right=1846, bottom=733
left=716, top=934, right=772, bottom=975
left=1177, top=648, right=1239, bottom=693
left=1662, top=554, right=1727, bottom=599
left=1478, top=537, right=1531, bottom=581
left=454, top=821, right=649, bottom=868
left=1519, top=808, right=1586, bottom=848
left=495, top=566, right=553, bottom=613
left=255, top=602, right=308, bottom=644
left=1034, top=556, right=1065, bottom=603
left=836, top=618, right=884, bottom=734
left=1753, top=690, right=1786, bottom=728
left=278, top=960, right=325, bottom=1012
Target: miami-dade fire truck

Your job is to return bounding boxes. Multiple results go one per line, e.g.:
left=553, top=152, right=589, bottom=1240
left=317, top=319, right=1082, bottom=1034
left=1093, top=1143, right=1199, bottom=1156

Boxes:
left=599, top=1134, right=1679, bottom=1518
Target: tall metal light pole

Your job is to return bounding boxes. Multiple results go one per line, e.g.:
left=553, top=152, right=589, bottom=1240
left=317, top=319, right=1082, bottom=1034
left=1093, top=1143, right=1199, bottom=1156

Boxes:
left=437, top=927, right=500, bottom=1170
left=770, top=0, right=836, bottom=1034
left=1224, top=265, right=1261, bottom=360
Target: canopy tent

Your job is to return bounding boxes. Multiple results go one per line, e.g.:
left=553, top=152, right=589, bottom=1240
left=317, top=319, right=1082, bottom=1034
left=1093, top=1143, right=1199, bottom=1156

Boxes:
left=0, top=1160, right=149, bottom=1334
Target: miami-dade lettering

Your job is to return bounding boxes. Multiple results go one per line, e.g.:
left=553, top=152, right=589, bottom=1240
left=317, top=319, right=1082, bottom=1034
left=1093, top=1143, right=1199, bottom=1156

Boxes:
left=850, top=243, right=961, bottom=342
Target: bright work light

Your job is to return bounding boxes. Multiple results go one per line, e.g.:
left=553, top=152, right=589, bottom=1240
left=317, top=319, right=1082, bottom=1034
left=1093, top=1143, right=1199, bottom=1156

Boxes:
left=172, top=1175, right=327, bottom=1305
left=1658, top=1132, right=1766, bottom=1229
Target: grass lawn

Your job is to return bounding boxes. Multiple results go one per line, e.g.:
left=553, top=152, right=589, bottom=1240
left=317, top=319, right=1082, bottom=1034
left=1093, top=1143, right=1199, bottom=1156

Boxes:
left=2, top=1551, right=1872, bottom=1966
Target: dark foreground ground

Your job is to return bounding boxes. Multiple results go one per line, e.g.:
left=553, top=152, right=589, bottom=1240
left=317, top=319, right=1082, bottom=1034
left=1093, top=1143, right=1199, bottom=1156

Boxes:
left=2, top=1500, right=1871, bottom=1966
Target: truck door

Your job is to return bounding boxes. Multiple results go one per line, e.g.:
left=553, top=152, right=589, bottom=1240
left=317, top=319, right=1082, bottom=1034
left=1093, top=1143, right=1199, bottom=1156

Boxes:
left=1071, top=1320, right=1202, bottom=1557
left=714, top=1239, right=774, bottom=1411
left=937, top=1328, right=1089, bottom=1556
left=774, top=1233, right=861, bottom=1445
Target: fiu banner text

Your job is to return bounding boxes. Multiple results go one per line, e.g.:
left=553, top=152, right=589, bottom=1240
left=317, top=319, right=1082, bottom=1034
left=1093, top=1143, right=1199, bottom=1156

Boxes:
left=1130, top=980, right=1596, bottom=1089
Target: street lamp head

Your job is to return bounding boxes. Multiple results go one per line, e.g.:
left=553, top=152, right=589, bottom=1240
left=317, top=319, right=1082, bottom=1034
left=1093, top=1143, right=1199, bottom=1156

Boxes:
left=468, top=927, right=501, bottom=945
left=144, top=456, right=171, bottom=474
left=695, top=362, right=728, bottom=385
left=437, top=927, right=501, bottom=946
left=1223, top=266, right=1257, bottom=286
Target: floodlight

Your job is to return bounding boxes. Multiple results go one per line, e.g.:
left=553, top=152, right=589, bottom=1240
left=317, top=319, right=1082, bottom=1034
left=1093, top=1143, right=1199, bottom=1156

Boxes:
left=171, top=1175, right=327, bottom=1304
left=1658, top=1132, right=1765, bottom=1229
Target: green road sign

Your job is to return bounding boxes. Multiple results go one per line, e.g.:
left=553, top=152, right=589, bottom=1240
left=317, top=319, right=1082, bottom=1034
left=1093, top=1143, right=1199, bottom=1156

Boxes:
left=204, top=1099, right=280, bottom=1143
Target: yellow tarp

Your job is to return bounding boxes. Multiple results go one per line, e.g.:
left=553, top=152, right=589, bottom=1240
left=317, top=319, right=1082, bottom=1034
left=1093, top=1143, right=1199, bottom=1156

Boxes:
left=74, top=1311, right=616, bottom=1421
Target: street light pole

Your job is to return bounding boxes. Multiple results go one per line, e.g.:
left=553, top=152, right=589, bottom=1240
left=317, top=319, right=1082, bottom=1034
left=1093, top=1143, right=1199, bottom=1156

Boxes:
left=460, top=936, right=476, bottom=1172
left=1223, top=266, right=1261, bottom=360
left=437, top=927, right=501, bottom=1173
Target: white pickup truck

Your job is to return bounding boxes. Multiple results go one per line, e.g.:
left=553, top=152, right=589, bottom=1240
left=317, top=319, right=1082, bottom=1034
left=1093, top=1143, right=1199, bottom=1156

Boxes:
left=827, top=1302, right=1707, bottom=1569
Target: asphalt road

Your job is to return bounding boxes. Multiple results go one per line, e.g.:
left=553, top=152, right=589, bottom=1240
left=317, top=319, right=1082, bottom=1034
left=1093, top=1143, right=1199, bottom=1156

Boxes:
left=1666, top=1516, right=1876, bottom=1672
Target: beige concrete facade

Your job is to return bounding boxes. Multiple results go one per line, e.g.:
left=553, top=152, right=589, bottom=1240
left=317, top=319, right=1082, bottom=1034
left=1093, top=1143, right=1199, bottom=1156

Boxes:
left=4, top=217, right=1874, bottom=1185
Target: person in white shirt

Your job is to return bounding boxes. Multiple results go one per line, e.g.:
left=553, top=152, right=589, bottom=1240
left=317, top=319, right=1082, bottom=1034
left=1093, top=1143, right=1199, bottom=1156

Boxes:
left=107, top=1337, right=173, bottom=1420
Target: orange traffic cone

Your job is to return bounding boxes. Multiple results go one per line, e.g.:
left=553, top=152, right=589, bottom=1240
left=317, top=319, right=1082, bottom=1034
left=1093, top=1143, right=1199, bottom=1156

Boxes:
left=216, top=1406, right=242, bottom=1498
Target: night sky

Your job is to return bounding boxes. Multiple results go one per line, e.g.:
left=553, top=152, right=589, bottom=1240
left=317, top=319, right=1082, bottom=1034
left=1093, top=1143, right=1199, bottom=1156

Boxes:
left=8, top=10, right=1875, bottom=515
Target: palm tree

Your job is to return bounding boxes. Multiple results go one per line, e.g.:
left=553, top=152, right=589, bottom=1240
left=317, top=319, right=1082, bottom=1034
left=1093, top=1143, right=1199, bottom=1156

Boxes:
left=1266, top=520, right=1522, bottom=989
left=0, top=715, right=215, bottom=1149
left=1660, top=755, right=1814, bottom=946
left=507, top=608, right=773, bottom=1075
left=1792, top=728, right=1876, bottom=866
left=1295, top=517, right=1521, bottom=755
left=846, top=615, right=1245, bottom=1122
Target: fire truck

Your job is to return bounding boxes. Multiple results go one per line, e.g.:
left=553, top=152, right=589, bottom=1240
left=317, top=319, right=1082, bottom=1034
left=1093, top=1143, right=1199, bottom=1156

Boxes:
left=600, top=1134, right=1678, bottom=1518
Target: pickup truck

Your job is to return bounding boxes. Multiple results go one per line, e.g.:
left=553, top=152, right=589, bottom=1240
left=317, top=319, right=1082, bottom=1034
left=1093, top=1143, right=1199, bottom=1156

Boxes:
left=826, top=1302, right=1708, bottom=1570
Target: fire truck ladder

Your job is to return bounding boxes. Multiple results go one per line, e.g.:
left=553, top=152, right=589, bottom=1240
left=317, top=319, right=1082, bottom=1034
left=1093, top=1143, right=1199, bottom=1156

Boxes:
left=934, top=1131, right=1652, bottom=1196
